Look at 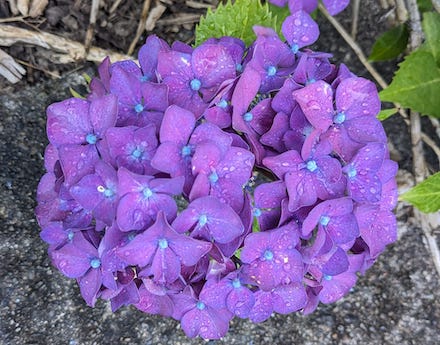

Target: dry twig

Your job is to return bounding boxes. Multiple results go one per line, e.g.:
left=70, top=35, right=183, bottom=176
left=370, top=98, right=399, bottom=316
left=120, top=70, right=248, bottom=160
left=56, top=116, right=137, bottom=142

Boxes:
left=405, top=0, right=440, bottom=278
left=84, top=0, right=100, bottom=55
left=127, top=0, right=152, bottom=56
left=157, top=13, right=201, bottom=26
left=146, top=1, right=167, bottom=32
left=0, top=48, right=26, bottom=83
left=0, top=24, right=132, bottom=64
left=29, top=0, right=48, bottom=18
left=351, top=0, right=360, bottom=39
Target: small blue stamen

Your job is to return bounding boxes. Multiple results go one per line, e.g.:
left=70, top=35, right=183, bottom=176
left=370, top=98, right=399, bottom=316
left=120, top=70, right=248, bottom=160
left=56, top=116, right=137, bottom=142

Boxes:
left=236, top=63, right=243, bottom=72
left=103, top=188, right=115, bottom=198
left=127, top=233, right=136, bottom=241
left=232, top=278, right=241, bottom=289
left=198, top=214, right=208, bottom=227
left=263, top=249, right=274, bottom=261
left=306, top=160, right=318, bottom=172
left=346, top=166, right=357, bottom=179
left=333, top=112, right=346, bottom=124
left=190, top=78, right=201, bottom=91
left=324, top=274, right=332, bottom=281
left=243, top=112, right=253, bottom=122
left=90, top=258, right=101, bottom=269
left=143, top=187, right=153, bottom=199
left=306, top=78, right=316, bottom=85
left=86, top=133, right=97, bottom=145
left=320, top=215, right=330, bottom=226
left=134, top=103, right=144, bottom=113
left=158, top=238, right=168, bottom=249
left=131, top=148, right=143, bottom=159
left=291, top=44, right=299, bottom=54
left=140, top=75, right=150, bottom=82
left=209, top=171, right=219, bottom=184
left=67, top=231, right=74, bottom=241
left=196, top=301, right=206, bottom=310
left=253, top=208, right=262, bottom=217
left=181, top=145, right=192, bottom=157
left=217, top=99, right=228, bottom=109
left=267, top=65, right=277, bottom=76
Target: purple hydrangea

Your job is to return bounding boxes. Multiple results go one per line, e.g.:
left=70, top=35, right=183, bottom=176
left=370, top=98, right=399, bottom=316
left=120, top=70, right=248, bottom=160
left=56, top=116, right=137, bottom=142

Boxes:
left=37, top=5, right=397, bottom=338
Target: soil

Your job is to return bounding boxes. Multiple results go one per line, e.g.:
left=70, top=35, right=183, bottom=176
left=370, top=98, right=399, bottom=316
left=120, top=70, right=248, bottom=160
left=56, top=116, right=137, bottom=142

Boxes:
left=1, top=1, right=440, bottom=344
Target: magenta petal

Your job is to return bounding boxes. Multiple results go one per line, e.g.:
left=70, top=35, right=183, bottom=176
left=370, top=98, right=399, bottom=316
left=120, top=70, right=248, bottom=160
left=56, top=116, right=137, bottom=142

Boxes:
left=47, top=98, right=91, bottom=146
left=150, top=248, right=181, bottom=283
left=78, top=267, right=102, bottom=307
left=282, top=11, right=319, bottom=49
left=58, top=144, right=99, bottom=186
left=89, top=94, right=118, bottom=136
left=293, top=80, right=334, bottom=131
left=272, top=283, right=307, bottom=314
left=160, top=105, right=196, bottom=143
left=323, top=0, right=350, bottom=15
left=336, top=77, right=381, bottom=118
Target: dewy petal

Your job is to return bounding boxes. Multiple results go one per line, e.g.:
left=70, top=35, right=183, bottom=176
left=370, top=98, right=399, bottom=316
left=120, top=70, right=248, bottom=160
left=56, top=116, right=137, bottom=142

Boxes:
left=248, top=290, right=273, bottom=323
left=58, top=144, right=99, bottom=186
left=89, top=94, right=118, bottom=137
left=46, top=98, right=92, bottom=146
left=323, top=0, right=350, bottom=15
left=141, top=81, right=169, bottom=113
left=78, top=267, right=102, bottom=307
left=192, top=43, right=236, bottom=89
left=159, top=105, right=196, bottom=144
left=293, top=80, right=334, bottom=131
left=282, top=11, right=319, bottom=49
left=336, top=77, right=381, bottom=118
left=272, top=283, right=307, bottom=314
left=138, top=35, right=169, bottom=80
left=150, top=247, right=181, bottom=283
left=262, top=150, right=303, bottom=179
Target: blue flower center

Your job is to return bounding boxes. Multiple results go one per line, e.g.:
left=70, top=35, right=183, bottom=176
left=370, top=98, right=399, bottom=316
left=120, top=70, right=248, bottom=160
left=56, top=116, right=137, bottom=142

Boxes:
left=253, top=208, right=262, bottom=217
left=236, top=63, right=243, bottom=72
left=324, top=274, right=332, bottom=281
left=333, top=112, right=346, bottom=124
left=103, top=188, right=115, bottom=198
left=198, top=214, right=208, bottom=227
left=90, top=258, right=101, bottom=269
left=86, top=133, right=97, bottom=145
left=306, top=78, right=316, bottom=85
left=243, top=112, right=253, bottom=122
left=181, top=145, right=192, bottom=157
left=127, top=233, right=136, bottom=241
left=263, top=249, right=274, bottom=261
left=134, top=103, right=144, bottom=113
left=190, top=78, right=201, bottom=91
left=196, top=301, right=206, bottom=310
left=140, top=75, right=150, bottom=82
left=143, top=187, right=153, bottom=199
left=306, top=160, right=318, bottom=172
left=232, top=278, right=241, bottom=289
left=67, top=230, right=74, bottom=241
left=267, top=65, right=277, bottom=76
left=320, top=215, right=330, bottom=226
left=217, top=99, right=228, bottom=109
left=158, top=238, right=168, bottom=249
left=131, top=148, right=143, bottom=159
left=291, top=44, right=299, bottom=54
left=346, top=165, right=357, bottom=179
left=208, top=171, right=219, bottom=184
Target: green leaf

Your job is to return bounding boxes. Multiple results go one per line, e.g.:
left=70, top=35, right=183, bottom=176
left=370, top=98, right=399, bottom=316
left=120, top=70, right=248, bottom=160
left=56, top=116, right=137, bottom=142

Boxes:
left=379, top=50, right=440, bottom=118
left=417, top=0, right=433, bottom=12
left=69, top=87, right=85, bottom=99
left=82, top=73, right=92, bottom=84
left=400, top=172, right=440, bottom=213
left=195, top=0, right=282, bottom=46
left=369, top=24, right=409, bottom=61
left=377, top=108, right=398, bottom=121
left=420, top=12, right=440, bottom=66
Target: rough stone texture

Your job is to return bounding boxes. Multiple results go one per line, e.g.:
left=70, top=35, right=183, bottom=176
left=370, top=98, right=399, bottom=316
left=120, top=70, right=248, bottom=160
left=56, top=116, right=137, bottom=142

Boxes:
left=1, top=1, right=440, bottom=344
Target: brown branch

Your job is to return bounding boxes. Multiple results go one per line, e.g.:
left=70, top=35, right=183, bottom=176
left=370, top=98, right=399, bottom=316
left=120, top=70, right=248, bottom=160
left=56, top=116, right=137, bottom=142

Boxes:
left=127, top=0, right=152, bottom=56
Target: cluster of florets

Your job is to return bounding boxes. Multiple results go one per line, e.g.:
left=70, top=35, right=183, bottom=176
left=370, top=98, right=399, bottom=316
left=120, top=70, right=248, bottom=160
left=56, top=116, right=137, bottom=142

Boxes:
left=36, top=14, right=397, bottom=340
